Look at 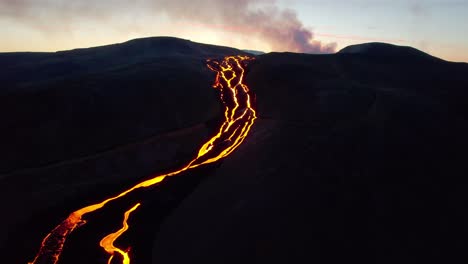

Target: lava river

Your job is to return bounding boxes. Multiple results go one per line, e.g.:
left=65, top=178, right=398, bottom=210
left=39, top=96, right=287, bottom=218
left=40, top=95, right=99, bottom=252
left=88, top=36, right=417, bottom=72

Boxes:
left=28, top=55, right=257, bottom=264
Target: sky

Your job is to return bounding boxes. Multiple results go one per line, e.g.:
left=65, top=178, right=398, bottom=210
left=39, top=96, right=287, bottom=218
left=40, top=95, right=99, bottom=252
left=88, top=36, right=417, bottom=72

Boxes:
left=1, top=0, right=467, bottom=62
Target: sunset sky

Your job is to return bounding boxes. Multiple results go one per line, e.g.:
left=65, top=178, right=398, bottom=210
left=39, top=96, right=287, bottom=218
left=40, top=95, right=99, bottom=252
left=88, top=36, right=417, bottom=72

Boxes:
left=1, top=0, right=467, bottom=62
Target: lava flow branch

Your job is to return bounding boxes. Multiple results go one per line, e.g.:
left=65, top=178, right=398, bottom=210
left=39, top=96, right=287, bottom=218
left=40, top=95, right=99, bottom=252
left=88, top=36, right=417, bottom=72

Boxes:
left=28, top=55, right=257, bottom=264
left=99, top=203, right=140, bottom=264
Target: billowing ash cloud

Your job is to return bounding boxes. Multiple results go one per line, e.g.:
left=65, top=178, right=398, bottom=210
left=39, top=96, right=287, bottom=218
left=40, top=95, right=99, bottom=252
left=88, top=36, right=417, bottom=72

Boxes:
left=154, top=0, right=336, bottom=53
left=0, top=0, right=336, bottom=53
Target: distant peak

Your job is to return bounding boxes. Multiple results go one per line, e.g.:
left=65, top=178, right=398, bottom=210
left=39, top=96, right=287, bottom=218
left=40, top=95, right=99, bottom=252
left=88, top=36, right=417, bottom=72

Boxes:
left=54, top=36, right=246, bottom=58
left=338, top=42, right=441, bottom=61
left=123, top=36, right=191, bottom=44
left=242, top=49, right=265, bottom=56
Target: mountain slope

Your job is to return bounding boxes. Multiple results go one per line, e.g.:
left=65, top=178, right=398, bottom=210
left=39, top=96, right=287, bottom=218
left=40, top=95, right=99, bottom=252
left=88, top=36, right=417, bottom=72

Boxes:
left=0, top=37, right=246, bottom=173
left=150, top=46, right=468, bottom=264
left=1, top=40, right=468, bottom=264
left=338, top=42, right=442, bottom=61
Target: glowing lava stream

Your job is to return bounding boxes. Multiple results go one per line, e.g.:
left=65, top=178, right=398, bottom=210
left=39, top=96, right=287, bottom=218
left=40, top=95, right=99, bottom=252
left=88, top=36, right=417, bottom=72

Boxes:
left=99, top=203, right=140, bottom=264
left=28, top=55, right=257, bottom=264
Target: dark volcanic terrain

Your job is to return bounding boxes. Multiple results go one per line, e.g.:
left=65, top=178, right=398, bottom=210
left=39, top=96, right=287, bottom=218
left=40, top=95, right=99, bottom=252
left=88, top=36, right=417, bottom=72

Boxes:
left=1, top=37, right=468, bottom=264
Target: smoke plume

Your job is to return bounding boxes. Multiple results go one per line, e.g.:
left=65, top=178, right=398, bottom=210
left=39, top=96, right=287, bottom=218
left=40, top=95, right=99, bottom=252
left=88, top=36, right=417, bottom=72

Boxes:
left=0, top=0, right=336, bottom=53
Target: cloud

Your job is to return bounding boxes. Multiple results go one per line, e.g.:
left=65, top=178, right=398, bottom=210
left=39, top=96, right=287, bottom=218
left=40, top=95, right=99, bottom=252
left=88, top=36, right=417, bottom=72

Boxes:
left=0, top=0, right=336, bottom=53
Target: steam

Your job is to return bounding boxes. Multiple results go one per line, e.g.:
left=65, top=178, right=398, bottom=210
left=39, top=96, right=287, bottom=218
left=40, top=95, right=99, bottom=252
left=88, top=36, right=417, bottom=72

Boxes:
left=0, top=0, right=336, bottom=53
left=154, top=0, right=336, bottom=53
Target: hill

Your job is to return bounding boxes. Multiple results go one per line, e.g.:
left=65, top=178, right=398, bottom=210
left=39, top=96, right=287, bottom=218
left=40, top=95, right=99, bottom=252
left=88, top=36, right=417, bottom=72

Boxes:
left=0, top=37, right=246, bottom=173
left=339, top=42, right=438, bottom=59
left=151, top=45, right=468, bottom=264
left=1, top=39, right=468, bottom=264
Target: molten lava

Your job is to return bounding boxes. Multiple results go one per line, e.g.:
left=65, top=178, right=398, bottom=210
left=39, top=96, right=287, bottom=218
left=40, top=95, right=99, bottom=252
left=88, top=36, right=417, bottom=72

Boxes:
left=28, top=55, right=257, bottom=264
left=100, top=203, right=140, bottom=264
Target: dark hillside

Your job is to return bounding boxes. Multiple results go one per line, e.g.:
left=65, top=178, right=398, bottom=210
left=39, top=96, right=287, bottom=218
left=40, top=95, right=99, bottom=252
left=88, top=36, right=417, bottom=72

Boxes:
left=0, top=37, right=246, bottom=173
left=1, top=41, right=468, bottom=264
left=151, top=45, right=468, bottom=264
left=0, top=37, right=246, bottom=256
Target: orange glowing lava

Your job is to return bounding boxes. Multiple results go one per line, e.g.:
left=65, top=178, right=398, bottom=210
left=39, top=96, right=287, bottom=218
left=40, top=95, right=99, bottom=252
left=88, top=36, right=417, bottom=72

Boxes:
left=100, top=203, right=140, bottom=264
left=28, top=55, right=257, bottom=264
